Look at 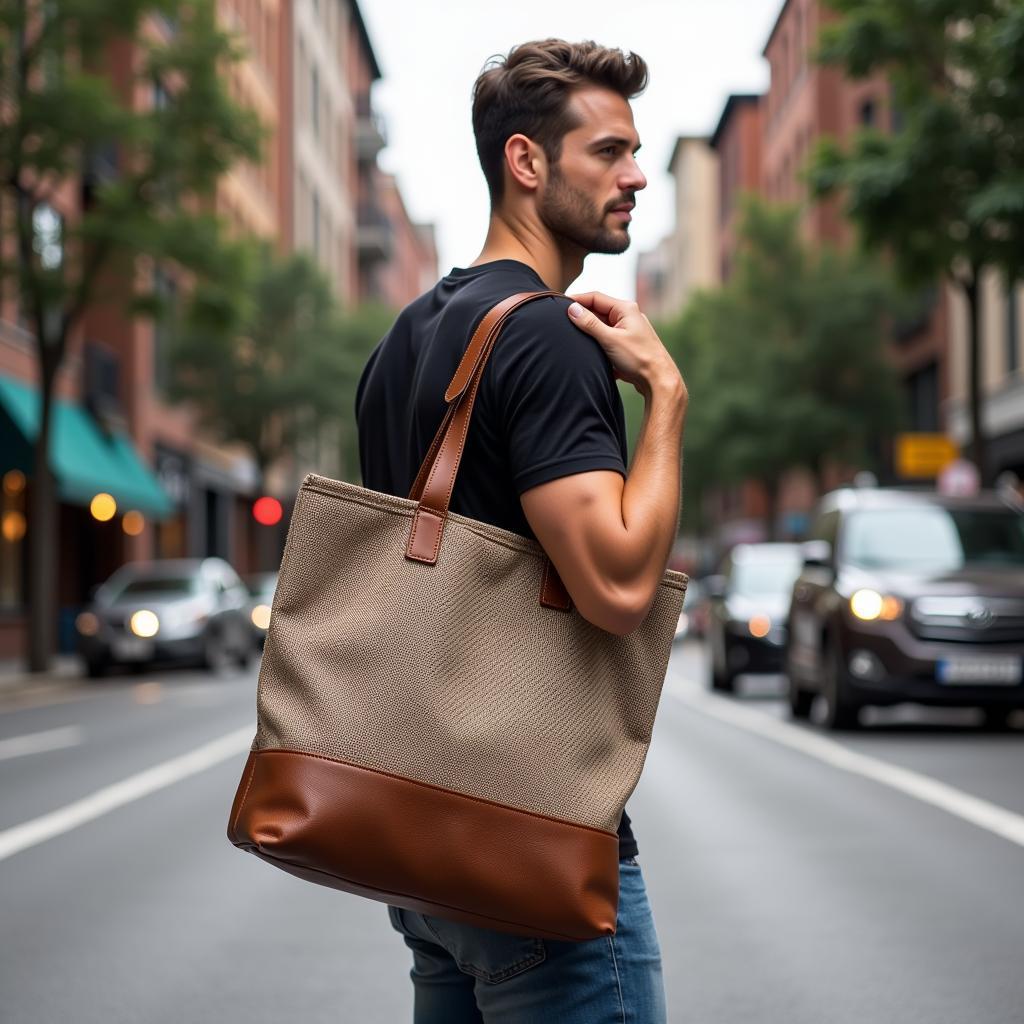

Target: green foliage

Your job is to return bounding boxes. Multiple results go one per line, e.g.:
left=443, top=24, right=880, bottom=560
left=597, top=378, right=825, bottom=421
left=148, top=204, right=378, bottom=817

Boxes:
left=0, top=0, right=263, bottom=356
left=662, top=197, right=904, bottom=535
left=0, top=0, right=266, bottom=669
left=168, top=241, right=392, bottom=484
left=810, top=0, right=1024, bottom=286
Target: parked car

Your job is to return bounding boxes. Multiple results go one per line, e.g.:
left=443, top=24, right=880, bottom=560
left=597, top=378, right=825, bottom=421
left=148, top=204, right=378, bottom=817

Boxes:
left=673, top=576, right=708, bottom=642
left=785, top=487, right=1024, bottom=730
left=75, top=557, right=254, bottom=677
left=685, top=577, right=712, bottom=638
left=244, top=571, right=278, bottom=650
left=705, top=543, right=804, bottom=692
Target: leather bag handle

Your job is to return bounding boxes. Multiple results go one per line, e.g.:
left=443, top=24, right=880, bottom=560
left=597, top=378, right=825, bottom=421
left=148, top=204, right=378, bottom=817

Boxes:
left=404, top=290, right=572, bottom=610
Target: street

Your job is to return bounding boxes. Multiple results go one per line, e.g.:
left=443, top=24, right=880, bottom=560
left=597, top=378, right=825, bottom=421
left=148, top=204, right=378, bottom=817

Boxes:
left=1, top=643, right=1022, bottom=1024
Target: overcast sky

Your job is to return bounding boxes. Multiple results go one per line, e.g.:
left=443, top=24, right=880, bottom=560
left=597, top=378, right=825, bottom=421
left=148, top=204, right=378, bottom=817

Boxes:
left=359, top=0, right=784, bottom=299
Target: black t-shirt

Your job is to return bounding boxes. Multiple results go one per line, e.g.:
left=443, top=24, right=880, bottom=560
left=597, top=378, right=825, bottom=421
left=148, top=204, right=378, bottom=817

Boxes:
left=354, top=258, right=638, bottom=859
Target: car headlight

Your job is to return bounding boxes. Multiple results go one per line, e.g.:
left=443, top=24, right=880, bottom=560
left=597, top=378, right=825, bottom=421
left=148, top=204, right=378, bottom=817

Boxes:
left=250, top=604, right=271, bottom=630
left=76, top=611, right=100, bottom=636
left=850, top=589, right=903, bottom=621
left=748, top=614, right=771, bottom=638
left=129, top=609, right=160, bottom=637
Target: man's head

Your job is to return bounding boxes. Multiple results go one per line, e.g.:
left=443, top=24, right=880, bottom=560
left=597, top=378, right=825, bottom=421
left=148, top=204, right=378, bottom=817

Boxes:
left=472, top=39, right=648, bottom=255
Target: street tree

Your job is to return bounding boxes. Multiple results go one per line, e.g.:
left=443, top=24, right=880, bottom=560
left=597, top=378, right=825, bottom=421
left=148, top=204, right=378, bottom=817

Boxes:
left=169, top=242, right=393, bottom=492
left=662, top=197, right=903, bottom=538
left=0, top=0, right=261, bottom=670
left=809, top=0, right=1024, bottom=483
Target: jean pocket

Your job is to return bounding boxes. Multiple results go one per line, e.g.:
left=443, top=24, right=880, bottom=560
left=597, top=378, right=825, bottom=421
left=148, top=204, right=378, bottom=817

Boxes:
left=420, top=913, right=547, bottom=984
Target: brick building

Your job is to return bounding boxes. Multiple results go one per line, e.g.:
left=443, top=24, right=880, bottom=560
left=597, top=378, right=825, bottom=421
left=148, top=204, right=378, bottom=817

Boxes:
left=761, top=0, right=948, bottom=445
left=0, top=0, right=437, bottom=663
left=640, top=0, right=960, bottom=546
left=709, top=94, right=763, bottom=284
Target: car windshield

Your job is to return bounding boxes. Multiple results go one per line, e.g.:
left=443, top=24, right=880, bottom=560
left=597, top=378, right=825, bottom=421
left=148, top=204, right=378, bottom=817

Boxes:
left=246, top=574, right=277, bottom=598
left=105, top=575, right=200, bottom=600
left=843, top=507, right=1024, bottom=571
left=731, top=555, right=802, bottom=596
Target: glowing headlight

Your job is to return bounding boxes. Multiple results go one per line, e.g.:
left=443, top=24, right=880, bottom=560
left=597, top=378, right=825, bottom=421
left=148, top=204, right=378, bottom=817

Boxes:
left=76, top=611, right=100, bottom=636
left=850, top=590, right=903, bottom=621
left=748, top=614, right=771, bottom=638
left=130, top=609, right=160, bottom=637
left=250, top=604, right=271, bottom=630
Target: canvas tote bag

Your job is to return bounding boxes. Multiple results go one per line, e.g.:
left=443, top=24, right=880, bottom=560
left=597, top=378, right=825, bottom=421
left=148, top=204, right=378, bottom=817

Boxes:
left=227, top=290, right=688, bottom=941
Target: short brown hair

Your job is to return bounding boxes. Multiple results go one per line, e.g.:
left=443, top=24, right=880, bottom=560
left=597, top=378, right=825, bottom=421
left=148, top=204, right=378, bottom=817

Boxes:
left=471, top=39, right=648, bottom=206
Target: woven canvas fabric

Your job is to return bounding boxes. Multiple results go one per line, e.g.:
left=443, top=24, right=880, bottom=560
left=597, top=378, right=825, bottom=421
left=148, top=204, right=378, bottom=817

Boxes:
left=253, top=472, right=688, bottom=834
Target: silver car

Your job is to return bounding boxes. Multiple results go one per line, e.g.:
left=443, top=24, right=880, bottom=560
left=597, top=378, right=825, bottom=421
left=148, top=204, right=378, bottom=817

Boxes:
left=75, top=557, right=255, bottom=677
left=243, top=571, right=278, bottom=650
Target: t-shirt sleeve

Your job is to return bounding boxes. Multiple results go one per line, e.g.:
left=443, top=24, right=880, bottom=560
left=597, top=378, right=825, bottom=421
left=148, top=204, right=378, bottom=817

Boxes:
left=487, top=295, right=628, bottom=495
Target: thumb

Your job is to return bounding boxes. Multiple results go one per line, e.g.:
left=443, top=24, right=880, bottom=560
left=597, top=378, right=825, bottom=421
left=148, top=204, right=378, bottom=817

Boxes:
left=566, top=301, right=610, bottom=339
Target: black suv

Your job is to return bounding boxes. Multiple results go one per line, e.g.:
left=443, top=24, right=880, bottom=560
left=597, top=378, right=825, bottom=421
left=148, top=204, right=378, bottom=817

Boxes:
left=785, top=487, right=1024, bottom=730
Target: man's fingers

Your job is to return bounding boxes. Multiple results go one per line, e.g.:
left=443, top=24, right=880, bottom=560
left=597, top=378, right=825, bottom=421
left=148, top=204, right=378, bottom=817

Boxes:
left=566, top=300, right=612, bottom=340
left=568, top=291, right=638, bottom=325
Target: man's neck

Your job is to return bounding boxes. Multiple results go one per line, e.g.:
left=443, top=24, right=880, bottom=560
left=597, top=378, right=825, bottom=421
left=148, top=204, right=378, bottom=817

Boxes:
left=469, top=214, right=584, bottom=293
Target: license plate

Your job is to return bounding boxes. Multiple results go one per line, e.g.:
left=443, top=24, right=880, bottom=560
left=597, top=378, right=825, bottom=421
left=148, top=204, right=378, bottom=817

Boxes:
left=936, top=656, right=1022, bottom=685
left=112, top=636, right=153, bottom=660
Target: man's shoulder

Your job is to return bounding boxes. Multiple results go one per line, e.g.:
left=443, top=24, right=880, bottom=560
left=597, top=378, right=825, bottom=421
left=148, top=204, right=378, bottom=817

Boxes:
left=494, top=292, right=611, bottom=371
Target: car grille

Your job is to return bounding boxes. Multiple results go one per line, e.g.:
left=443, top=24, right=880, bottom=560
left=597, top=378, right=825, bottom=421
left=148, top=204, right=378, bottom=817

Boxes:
left=908, top=596, right=1024, bottom=643
left=103, top=612, right=132, bottom=634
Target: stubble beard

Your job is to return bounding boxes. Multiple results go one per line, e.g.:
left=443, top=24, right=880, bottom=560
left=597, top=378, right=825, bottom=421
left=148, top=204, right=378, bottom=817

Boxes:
left=538, top=166, right=631, bottom=256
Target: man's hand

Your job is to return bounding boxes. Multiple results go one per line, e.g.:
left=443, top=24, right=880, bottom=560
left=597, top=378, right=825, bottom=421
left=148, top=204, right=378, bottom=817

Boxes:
left=567, top=292, right=687, bottom=403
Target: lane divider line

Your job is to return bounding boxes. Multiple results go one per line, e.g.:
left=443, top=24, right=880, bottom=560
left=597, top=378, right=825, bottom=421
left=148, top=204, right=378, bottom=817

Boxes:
left=0, top=726, right=83, bottom=761
left=670, top=686, right=1024, bottom=850
left=0, top=724, right=254, bottom=863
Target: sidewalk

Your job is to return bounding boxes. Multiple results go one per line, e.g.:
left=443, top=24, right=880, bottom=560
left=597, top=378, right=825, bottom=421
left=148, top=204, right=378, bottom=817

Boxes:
left=0, top=654, right=84, bottom=705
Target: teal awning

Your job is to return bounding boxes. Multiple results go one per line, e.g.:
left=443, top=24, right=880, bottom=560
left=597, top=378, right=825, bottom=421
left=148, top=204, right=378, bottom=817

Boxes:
left=0, top=373, right=174, bottom=519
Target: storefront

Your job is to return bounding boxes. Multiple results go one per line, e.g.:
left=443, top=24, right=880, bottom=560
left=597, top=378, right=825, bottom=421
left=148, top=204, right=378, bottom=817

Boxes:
left=0, top=373, right=173, bottom=658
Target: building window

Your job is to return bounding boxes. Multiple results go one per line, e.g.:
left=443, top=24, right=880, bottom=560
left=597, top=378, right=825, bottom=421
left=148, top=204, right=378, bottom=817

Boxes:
left=1008, top=278, right=1020, bottom=375
left=153, top=78, right=171, bottom=110
left=32, top=201, right=63, bottom=270
left=906, top=361, right=939, bottom=432
left=859, top=98, right=877, bottom=127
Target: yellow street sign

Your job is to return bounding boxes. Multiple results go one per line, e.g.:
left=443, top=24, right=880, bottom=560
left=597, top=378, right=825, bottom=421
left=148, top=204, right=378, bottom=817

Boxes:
left=894, top=433, right=959, bottom=478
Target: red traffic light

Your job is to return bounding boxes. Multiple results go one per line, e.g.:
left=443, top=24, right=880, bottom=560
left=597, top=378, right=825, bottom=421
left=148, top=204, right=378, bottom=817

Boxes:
left=252, top=495, right=283, bottom=526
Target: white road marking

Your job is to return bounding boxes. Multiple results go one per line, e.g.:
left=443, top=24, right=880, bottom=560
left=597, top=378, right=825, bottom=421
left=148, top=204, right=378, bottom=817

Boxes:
left=0, top=726, right=83, bottom=761
left=671, top=686, right=1024, bottom=850
left=0, top=724, right=254, bottom=863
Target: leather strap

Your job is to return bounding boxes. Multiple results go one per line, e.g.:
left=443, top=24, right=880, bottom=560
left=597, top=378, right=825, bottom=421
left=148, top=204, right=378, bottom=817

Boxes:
left=405, top=290, right=573, bottom=611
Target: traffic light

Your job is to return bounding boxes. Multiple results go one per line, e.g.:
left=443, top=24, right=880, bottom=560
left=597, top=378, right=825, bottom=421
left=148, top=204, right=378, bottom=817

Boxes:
left=252, top=495, right=283, bottom=526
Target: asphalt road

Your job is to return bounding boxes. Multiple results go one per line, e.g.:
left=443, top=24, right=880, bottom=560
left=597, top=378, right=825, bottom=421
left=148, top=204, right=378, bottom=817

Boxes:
left=1, top=641, right=1022, bottom=1023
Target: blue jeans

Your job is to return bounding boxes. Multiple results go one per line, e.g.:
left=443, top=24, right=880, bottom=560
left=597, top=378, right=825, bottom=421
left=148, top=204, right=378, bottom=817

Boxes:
left=386, top=858, right=667, bottom=1023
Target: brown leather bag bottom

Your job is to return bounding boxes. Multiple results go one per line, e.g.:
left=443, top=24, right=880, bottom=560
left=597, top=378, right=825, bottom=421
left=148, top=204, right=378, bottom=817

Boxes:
left=227, top=748, right=620, bottom=940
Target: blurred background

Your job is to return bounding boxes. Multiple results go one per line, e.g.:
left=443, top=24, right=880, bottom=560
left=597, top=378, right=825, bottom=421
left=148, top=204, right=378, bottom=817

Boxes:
left=1, top=2, right=1022, bottom=1022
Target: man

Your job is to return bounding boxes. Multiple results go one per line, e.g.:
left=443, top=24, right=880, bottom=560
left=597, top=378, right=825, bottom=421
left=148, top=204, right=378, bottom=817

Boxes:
left=355, top=38, right=687, bottom=1023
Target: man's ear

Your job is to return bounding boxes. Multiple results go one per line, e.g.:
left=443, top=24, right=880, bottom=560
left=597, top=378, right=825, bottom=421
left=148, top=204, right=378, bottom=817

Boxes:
left=503, top=133, right=544, bottom=194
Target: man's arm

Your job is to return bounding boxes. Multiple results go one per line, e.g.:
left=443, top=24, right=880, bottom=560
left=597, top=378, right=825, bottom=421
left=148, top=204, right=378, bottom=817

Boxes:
left=520, top=293, right=687, bottom=636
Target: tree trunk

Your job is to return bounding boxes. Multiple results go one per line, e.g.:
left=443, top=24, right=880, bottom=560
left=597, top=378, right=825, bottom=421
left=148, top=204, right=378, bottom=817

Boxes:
left=27, top=384, right=59, bottom=673
left=964, top=275, right=988, bottom=485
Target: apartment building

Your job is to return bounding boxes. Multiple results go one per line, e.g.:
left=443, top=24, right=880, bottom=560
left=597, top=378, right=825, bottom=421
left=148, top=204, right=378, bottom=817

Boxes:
left=709, top=95, right=763, bottom=284
left=761, top=0, right=948, bottom=442
left=946, top=273, right=1024, bottom=481
left=636, top=137, right=719, bottom=321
